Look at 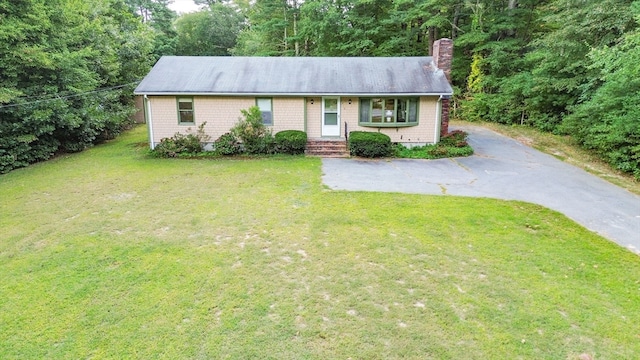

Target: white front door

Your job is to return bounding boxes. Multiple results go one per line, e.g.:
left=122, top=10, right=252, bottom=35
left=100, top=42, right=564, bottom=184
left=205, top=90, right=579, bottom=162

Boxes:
left=322, top=97, right=340, bottom=137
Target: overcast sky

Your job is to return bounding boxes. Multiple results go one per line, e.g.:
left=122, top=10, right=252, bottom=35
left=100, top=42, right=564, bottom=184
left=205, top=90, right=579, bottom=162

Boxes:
left=168, top=0, right=202, bottom=14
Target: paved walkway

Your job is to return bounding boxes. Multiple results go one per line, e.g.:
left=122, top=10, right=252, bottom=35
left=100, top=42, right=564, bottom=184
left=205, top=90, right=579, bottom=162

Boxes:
left=322, top=126, right=640, bottom=254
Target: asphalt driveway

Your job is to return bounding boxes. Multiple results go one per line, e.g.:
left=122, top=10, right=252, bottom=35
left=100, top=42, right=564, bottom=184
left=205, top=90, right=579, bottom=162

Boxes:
left=322, top=126, right=640, bottom=254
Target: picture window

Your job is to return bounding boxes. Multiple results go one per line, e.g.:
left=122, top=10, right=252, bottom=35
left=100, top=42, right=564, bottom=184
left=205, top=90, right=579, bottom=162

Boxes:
left=359, top=98, right=418, bottom=126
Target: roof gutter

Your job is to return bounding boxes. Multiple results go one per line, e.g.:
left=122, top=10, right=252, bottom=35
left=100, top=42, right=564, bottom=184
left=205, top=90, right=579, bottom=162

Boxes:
left=133, top=91, right=454, bottom=97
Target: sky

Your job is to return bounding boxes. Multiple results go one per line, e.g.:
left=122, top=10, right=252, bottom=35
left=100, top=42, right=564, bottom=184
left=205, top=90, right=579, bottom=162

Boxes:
left=168, top=0, right=202, bottom=14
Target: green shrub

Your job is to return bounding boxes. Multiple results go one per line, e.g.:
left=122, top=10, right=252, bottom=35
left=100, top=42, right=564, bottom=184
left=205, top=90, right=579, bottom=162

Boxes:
left=348, top=131, right=392, bottom=158
left=153, top=133, right=201, bottom=158
left=439, top=130, right=469, bottom=148
left=275, top=130, right=307, bottom=154
left=231, top=106, right=274, bottom=154
left=153, top=122, right=210, bottom=158
left=251, top=133, right=277, bottom=155
left=443, top=145, right=475, bottom=157
left=392, top=130, right=473, bottom=159
left=214, top=132, right=242, bottom=155
left=427, top=145, right=450, bottom=156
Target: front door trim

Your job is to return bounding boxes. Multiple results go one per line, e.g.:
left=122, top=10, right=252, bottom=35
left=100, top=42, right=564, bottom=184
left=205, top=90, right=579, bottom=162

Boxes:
left=322, top=97, right=341, bottom=137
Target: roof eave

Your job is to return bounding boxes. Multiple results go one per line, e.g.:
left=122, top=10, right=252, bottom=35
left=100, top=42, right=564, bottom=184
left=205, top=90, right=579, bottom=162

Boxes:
left=133, top=91, right=454, bottom=97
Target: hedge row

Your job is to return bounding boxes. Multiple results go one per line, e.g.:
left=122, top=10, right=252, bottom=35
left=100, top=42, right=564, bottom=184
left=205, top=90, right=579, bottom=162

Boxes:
left=153, top=128, right=307, bottom=157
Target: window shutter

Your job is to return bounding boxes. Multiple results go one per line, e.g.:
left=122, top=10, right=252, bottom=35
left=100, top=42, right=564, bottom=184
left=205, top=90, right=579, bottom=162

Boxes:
left=408, top=99, right=418, bottom=123
left=359, top=98, right=370, bottom=123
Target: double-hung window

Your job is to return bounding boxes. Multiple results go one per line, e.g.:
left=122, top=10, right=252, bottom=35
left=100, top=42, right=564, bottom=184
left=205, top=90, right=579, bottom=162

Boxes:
left=256, top=98, right=273, bottom=126
left=359, top=98, right=418, bottom=127
left=177, top=97, right=195, bottom=125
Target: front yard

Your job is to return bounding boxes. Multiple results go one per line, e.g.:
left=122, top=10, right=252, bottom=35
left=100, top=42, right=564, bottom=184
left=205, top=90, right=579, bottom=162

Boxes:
left=0, top=125, right=638, bottom=359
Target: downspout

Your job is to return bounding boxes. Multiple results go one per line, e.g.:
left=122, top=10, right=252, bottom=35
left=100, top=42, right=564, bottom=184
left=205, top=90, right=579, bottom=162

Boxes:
left=144, top=95, right=155, bottom=150
left=435, top=95, right=443, bottom=143
left=303, top=97, right=307, bottom=134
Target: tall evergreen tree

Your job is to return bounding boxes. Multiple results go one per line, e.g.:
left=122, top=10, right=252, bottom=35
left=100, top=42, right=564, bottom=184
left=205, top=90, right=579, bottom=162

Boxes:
left=125, top=0, right=178, bottom=56
left=233, top=0, right=299, bottom=56
left=300, top=0, right=397, bottom=56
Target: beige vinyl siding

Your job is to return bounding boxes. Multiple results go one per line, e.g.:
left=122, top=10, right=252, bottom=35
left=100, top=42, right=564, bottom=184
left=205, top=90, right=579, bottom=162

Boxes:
left=307, top=97, right=439, bottom=143
left=368, top=97, right=438, bottom=144
left=147, top=95, right=439, bottom=146
left=305, top=98, right=322, bottom=138
left=148, top=97, right=181, bottom=144
left=148, top=96, right=306, bottom=145
left=271, top=98, right=305, bottom=133
left=195, top=97, right=255, bottom=139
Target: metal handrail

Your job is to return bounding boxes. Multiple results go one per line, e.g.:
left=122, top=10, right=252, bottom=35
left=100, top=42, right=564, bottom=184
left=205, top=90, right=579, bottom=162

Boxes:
left=344, top=121, right=348, bottom=141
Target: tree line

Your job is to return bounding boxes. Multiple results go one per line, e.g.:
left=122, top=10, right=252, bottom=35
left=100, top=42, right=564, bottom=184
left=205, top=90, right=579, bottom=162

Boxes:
left=0, top=0, right=153, bottom=173
left=234, top=0, right=640, bottom=179
left=2, top=0, right=639, bottom=178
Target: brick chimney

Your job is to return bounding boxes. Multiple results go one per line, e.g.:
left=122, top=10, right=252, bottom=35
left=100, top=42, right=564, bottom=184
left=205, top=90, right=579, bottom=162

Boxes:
left=432, top=38, right=453, bottom=137
left=433, top=38, right=453, bottom=83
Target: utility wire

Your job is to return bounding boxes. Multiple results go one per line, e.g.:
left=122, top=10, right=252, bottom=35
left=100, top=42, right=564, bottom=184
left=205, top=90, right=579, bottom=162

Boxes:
left=0, top=82, right=140, bottom=110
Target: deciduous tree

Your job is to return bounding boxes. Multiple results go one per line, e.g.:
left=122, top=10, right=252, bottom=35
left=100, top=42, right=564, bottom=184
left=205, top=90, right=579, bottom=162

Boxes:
left=0, top=0, right=154, bottom=173
left=175, top=4, right=244, bottom=56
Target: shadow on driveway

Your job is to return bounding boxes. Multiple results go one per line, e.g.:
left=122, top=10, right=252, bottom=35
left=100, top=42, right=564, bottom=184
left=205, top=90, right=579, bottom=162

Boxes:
left=322, top=126, right=640, bottom=254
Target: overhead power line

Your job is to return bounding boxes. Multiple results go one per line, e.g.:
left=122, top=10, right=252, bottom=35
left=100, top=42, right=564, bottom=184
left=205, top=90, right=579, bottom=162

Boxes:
left=0, top=82, right=140, bottom=110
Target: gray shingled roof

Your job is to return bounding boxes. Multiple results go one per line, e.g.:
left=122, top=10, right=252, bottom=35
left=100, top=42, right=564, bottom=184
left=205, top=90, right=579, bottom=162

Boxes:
left=134, top=56, right=453, bottom=96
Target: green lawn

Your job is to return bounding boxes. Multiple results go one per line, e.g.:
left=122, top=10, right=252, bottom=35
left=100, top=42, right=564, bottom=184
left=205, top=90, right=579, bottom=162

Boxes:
left=1, top=125, right=639, bottom=359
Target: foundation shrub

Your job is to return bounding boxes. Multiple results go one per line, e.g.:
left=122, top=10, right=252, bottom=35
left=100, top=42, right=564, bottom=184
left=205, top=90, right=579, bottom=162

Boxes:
left=275, top=130, right=307, bottom=154
left=250, top=134, right=277, bottom=155
left=392, top=130, right=473, bottom=159
left=153, top=122, right=210, bottom=158
left=153, top=134, right=199, bottom=158
left=348, top=131, right=392, bottom=158
left=214, top=132, right=242, bottom=155
left=440, top=130, right=469, bottom=147
left=232, top=106, right=275, bottom=154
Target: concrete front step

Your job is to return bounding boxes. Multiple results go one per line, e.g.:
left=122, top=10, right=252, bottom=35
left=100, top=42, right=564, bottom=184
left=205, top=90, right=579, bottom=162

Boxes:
left=306, top=139, right=349, bottom=157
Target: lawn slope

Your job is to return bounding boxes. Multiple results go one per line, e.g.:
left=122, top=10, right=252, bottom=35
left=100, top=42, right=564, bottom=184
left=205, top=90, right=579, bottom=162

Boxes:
left=1, top=125, right=639, bottom=359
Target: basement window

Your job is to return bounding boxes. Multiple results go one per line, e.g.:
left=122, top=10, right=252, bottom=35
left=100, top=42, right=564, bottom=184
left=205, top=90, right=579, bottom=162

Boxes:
left=359, top=98, right=418, bottom=127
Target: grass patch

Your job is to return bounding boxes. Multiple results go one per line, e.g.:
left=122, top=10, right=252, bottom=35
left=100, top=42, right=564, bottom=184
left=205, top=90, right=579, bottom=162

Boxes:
left=455, top=120, right=640, bottom=195
left=1, top=125, right=639, bottom=359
